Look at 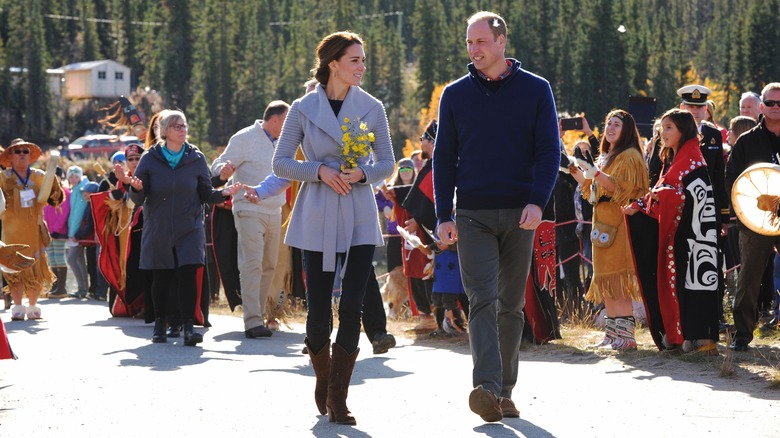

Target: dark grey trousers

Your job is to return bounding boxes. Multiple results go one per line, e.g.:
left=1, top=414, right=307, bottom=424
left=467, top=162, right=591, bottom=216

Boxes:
left=734, top=228, right=780, bottom=342
left=456, top=208, right=535, bottom=398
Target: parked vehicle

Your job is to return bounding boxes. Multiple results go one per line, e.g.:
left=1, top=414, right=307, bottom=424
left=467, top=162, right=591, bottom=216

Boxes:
left=67, top=135, right=142, bottom=159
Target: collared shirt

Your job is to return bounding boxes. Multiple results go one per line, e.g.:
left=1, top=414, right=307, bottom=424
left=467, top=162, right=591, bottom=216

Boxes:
left=263, top=128, right=276, bottom=145
left=476, top=59, right=513, bottom=81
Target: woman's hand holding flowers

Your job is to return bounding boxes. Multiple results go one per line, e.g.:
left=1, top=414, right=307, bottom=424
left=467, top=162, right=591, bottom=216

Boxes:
left=319, top=165, right=351, bottom=196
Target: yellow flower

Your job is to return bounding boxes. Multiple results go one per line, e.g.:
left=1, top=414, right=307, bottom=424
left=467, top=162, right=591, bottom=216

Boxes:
left=368, top=132, right=375, bottom=142
left=360, top=122, right=367, bottom=131
left=343, top=118, right=350, bottom=123
left=341, top=125, right=347, bottom=132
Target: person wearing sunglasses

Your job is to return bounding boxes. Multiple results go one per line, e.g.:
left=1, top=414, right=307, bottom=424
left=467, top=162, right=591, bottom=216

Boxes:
left=0, top=138, right=64, bottom=321
left=725, top=82, right=780, bottom=352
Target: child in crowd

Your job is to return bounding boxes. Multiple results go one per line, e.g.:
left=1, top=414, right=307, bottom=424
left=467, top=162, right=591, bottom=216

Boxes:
left=431, top=240, right=467, bottom=336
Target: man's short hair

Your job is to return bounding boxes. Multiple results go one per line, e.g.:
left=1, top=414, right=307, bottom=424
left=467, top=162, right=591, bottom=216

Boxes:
left=740, top=91, right=760, bottom=105
left=263, top=100, right=290, bottom=121
left=467, top=11, right=507, bottom=40
left=760, top=83, right=780, bottom=101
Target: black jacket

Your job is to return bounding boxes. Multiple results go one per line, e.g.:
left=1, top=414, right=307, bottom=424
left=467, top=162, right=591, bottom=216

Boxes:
left=700, top=122, right=729, bottom=224
left=725, top=119, right=780, bottom=230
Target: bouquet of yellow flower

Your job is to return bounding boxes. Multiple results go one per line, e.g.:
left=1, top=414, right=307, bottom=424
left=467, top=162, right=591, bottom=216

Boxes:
left=340, top=117, right=375, bottom=170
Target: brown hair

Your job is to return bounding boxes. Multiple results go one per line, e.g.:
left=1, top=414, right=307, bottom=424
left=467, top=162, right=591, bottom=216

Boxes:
left=263, top=100, right=290, bottom=121
left=311, top=31, right=364, bottom=85
left=728, top=115, right=758, bottom=142
left=658, top=109, right=699, bottom=163
left=467, top=11, right=507, bottom=40
left=145, top=112, right=161, bottom=148
left=598, top=109, right=642, bottom=168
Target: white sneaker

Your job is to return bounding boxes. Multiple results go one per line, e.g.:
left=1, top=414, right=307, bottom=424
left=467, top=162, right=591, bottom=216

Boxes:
left=11, top=305, right=26, bottom=321
left=26, top=305, right=42, bottom=320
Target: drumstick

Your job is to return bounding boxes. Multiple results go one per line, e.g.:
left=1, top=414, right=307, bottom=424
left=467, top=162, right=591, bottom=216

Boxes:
left=37, top=150, right=60, bottom=203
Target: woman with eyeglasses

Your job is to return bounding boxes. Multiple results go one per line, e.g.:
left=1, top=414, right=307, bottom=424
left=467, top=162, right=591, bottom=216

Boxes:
left=0, top=138, right=64, bottom=321
left=128, top=109, right=240, bottom=346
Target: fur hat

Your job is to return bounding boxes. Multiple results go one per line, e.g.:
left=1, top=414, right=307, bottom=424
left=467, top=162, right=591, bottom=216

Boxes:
left=0, top=138, right=42, bottom=168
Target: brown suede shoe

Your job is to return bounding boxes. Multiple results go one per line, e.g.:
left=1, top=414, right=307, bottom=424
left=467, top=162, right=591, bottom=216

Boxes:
left=500, top=397, right=520, bottom=418
left=468, top=385, right=502, bottom=422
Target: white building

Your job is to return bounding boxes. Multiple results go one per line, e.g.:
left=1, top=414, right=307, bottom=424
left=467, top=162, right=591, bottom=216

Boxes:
left=58, top=60, right=131, bottom=99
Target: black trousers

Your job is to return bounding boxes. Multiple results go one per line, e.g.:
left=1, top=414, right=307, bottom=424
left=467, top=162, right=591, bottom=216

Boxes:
left=151, top=264, right=199, bottom=322
left=409, top=277, right=433, bottom=315
left=361, top=265, right=388, bottom=343
left=303, top=245, right=374, bottom=354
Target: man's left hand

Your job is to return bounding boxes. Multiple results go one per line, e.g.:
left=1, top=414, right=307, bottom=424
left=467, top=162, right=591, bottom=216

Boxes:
left=519, top=204, right=543, bottom=230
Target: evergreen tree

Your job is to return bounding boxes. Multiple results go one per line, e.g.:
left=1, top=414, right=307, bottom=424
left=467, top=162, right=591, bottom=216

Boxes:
left=745, top=0, right=780, bottom=91
left=80, top=0, right=100, bottom=61
left=159, top=0, right=194, bottom=110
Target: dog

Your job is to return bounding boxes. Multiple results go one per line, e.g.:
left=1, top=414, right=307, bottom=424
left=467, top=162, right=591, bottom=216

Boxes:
left=379, top=266, right=409, bottom=319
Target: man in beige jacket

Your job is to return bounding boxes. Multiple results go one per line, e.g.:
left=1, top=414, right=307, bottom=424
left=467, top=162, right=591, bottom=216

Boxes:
left=212, top=100, right=289, bottom=338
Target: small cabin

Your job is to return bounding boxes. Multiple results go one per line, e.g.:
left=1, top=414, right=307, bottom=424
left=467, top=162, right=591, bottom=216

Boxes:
left=59, top=60, right=131, bottom=99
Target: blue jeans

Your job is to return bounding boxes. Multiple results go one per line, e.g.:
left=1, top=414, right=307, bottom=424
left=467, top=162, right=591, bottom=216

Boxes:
left=67, top=245, right=88, bottom=292
left=456, top=208, right=535, bottom=398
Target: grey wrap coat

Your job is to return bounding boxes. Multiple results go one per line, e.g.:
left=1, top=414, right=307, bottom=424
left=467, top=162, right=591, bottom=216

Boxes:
left=273, top=85, right=395, bottom=273
left=129, top=143, right=226, bottom=269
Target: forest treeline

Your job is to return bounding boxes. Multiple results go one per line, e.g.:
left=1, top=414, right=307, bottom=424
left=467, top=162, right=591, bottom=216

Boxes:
left=1, top=0, right=779, bottom=155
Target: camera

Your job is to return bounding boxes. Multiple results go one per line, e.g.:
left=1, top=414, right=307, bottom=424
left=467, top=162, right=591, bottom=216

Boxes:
left=560, top=117, right=583, bottom=131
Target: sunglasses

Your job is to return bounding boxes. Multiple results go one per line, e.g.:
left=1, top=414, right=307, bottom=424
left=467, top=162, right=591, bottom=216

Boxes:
left=763, top=100, right=780, bottom=107
left=127, top=156, right=141, bottom=162
left=399, top=167, right=413, bottom=172
left=13, top=149, right=30, bottom=155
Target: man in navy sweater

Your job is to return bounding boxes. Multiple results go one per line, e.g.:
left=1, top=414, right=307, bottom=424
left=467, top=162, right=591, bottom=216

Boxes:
left=434, top=11, right=560, bottom=422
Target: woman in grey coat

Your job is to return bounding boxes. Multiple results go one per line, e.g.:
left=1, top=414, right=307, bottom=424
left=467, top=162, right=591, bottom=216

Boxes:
left=273, top=31, right=394, bottom=425
left=129, top=109, right=239, bottom=346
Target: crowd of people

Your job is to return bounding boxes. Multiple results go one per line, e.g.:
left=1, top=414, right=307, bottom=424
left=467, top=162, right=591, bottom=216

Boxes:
left=2, top=8, right=780, bottom=427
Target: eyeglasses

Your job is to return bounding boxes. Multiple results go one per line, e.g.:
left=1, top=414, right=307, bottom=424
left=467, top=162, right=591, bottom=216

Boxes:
left=763, top=100, right=780, bottom=107
left=127, top=156, right=141, bottom=162
left=399, top=167, right=413, bottom=172
left=13, top=149, right=30, bottom=155
left=170, top=123, right=188, bottom=131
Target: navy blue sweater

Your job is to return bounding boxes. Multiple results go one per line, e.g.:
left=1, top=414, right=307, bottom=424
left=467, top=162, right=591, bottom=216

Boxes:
left=433, top=59, right=560, bottom=223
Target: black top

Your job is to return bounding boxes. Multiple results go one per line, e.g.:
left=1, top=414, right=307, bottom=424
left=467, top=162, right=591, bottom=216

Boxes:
left=329, top=99, right=344, bottom=117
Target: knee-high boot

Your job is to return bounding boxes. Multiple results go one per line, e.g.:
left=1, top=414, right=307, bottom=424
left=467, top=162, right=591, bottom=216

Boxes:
left=305, top=338, right=330, bottom=415
left=327, top=343, right=359, bottom=425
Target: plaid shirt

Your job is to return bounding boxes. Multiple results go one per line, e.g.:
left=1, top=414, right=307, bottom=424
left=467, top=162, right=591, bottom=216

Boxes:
left=476, top=59, right=513, bottom=81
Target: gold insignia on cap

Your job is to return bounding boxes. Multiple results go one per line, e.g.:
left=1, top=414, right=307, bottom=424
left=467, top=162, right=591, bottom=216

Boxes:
left=711, top=138, right=716, bottom=144
left=692, top=89, right=701, bottom=99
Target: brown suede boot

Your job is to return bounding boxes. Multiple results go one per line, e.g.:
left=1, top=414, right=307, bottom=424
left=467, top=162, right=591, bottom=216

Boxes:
left=305, top=338, right=330, bottom=415
left=327, top=343, right=359, bottom=425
